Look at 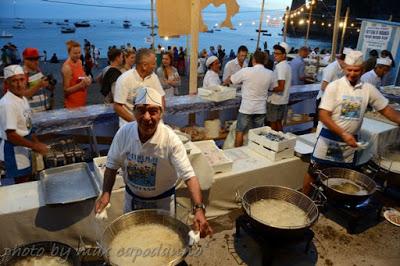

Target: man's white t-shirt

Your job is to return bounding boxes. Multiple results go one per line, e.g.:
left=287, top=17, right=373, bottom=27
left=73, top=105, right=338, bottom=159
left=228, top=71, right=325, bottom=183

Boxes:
left=114, top=68, right=165, bottom=127
left=360, top=69, right=381, bottom=88
left=268, top=60, right=292, bottom=105
left=223, top=58, right=248, bottom=89
left=106, top=121, right=195, bottom=198
left=0, top=91, right=32, bottom=161
left=317, top=60, right=344, bottom=99
left=231, top=64, right=276, bottom=114
left=202, top=70, right=221, bottom=88
left=319, top=76, right=388, bottom=134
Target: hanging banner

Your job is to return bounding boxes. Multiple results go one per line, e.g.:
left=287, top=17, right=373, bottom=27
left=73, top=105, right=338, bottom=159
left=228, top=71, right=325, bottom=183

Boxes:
left=363, top=25, right=392, bottom=50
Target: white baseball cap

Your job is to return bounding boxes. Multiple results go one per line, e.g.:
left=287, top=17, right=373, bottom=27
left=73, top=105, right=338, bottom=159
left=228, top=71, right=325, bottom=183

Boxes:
left=206, top=56, right=218, bottom=68
left=344, top=50, right=363, bottom=66
left=274, top=42, right=290, bottom=54
left=4, top=65, right=24, bottom=79
left=376, top=57, right=392, bottom=67
left=134, top=87, right=162, bottom=107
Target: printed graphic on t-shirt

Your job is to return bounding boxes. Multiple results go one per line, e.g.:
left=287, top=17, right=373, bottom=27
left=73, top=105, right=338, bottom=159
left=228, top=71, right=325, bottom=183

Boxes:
left=23, top=109, right=32, bottom=130
left=326, top=141, right=345, bottom=162
left=126, top=154, right=158, bottom=191
left=340, top=95, right=362, bottom=120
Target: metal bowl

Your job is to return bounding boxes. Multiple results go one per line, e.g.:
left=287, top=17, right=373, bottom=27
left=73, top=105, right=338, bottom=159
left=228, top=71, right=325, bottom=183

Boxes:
left=100, top=209, right=191, bottom=266
left=242, top=186, right=319, bottom=237
left=319, top=167, right=376, bottom=206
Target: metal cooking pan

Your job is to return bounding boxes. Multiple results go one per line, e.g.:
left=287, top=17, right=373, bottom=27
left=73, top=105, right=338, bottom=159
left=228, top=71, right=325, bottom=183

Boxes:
left=1, top=241, right=80, bottom=266
left=99, top=209, right=191, bottom=266
left=242, top=186, right=319, bottom=238
left=317, top=167, right=376, bottom=206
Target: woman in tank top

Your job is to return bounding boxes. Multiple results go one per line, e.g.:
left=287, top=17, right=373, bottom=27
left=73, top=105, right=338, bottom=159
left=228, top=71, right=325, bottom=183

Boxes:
left=61, top=40, right=92, bottom=109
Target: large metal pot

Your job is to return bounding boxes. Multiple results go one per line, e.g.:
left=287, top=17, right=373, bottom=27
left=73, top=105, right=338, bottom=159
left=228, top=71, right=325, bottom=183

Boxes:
left=242, top=186, right=319, bottom=238
left=99, top=209, right=191, bottom=266
left=318, top=167, right=376, bottom=206
left=1, top=241, right=80, bottom=266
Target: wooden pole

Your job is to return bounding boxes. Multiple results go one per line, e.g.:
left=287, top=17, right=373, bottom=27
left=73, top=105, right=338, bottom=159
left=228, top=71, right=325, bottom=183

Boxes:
left=189, top=0, right=200, bottom=95
left=339, top=7, right=350, bottom=54
left=330, top=0, right=343, bottom=62
left=256, top=0, right=266, bottom=50
left=305, top=4, right=314, bottom=46
left=151, top=0, right=155, bottom=49
left=283, top=6, right=289, bottom=42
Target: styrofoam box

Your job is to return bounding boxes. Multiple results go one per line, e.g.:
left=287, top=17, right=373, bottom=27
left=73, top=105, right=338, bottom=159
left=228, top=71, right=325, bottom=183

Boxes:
left=249, top=141, right=295, bottom=161
left=193, top=140, right=233, bottom=173
left=248, top=126, right=297, bottom=152
left=198, top=86, right=236, bottom=102
left=93, top=156, right=125, bottom=190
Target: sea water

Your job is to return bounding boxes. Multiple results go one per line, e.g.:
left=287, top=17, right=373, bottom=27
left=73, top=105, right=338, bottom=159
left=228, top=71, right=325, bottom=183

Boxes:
left=0, top=9, right=331, bottom=60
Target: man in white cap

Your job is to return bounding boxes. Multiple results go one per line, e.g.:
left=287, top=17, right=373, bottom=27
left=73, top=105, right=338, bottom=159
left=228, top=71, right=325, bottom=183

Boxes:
left=360, top=57, right=392, bottom=88
left=266, top=42, right=292, bottom=131
left=95, top=87, right=212, bottom=237
left=0, top=65, right=49, bottom=185
left=202, top=55, right=221, bottom=88
left=312, top=48, right=349, bottom=131
left=303, top=50, right=400, bottom=195
left=114, top=48, right=166, bottom=128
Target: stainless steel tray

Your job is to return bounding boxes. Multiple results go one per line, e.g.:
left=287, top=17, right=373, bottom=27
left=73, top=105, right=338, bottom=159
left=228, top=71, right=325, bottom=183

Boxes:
left=40, top=162, right=101, bottom=205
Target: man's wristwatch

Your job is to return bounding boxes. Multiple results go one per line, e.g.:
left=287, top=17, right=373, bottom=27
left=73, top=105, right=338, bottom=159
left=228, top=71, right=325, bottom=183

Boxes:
left=192, top=203, right=206, bottom=214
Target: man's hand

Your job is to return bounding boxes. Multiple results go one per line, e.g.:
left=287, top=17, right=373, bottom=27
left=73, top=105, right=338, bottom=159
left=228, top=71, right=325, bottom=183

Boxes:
left=341, top=132, right=357, bottom=148
left=95, top=192, right=111, bottom=214
left=193, top=210, right=213, bottom=238
left=32, top=142, right=49, bottom=155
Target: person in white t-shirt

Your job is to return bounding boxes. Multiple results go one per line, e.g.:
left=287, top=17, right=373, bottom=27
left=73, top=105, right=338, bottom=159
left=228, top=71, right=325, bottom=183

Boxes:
left=312, top=51, right=347, bottom=130
left=303, top=51, right=400, bottom=195
left=0, top=65, right=49, bottom=186
left=266, top=42, right=292, bottom=131
left=222, top=45, right=248, bottom=90
left=202, top=56, right=221, bottom=88
left=114, top=48, right=166, bottom=127
left=95, top=87, right=212, bottom=237
left=225, top=50, right=276, bottom=147
left=360, top=57, right=392, bottom=88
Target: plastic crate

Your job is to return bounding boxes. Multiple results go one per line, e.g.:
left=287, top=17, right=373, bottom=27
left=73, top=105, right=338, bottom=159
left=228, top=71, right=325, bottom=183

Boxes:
left=249, top=141, right=295, bottom=161
left=193, top=140, right=233, bottom=173
left=248, top=126, right=297, bottom=152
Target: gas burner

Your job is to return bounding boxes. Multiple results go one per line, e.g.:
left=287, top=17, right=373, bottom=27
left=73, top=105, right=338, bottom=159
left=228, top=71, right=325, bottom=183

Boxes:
left=322, top=195, right=383, bottom=234
left=235, top=214, right=314, bottom=265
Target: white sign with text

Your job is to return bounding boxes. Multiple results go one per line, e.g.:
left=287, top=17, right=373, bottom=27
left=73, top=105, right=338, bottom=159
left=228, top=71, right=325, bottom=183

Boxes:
left=364, top=25, right=392, bottom=50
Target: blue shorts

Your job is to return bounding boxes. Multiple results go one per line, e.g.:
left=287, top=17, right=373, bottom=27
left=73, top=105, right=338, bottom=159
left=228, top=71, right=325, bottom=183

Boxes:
left=266, top=103, right=287, bottom=122
left=236, top=112, right=265, bottom=133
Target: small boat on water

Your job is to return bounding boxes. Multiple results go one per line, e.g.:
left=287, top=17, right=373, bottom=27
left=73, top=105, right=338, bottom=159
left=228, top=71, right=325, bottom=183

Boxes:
left=206, top=29, right=214, bottom=33
left=13, top=20, right=25, bottom=29
left=74, top=21, right=90, bottom=27
left=256, top=29, right=269, bottom=33
left=263, top=33, right=272, bottom=36
left=110, top=20, right=115, bottom=24
left=123, top=20, right=131, bottom=29
left=0, top=31, right=13, bottom=38
left=43, top=20, right=53, bottom=24
left=140, top=21, right=149, bottom=27
left=61, top=26, right=76, bottom=34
